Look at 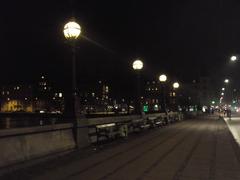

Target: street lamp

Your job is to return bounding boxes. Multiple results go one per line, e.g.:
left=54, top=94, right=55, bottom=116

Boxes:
left=230, top=55, right=237, bottom=62
left=64, top=21, right=81, bottom=40
left=132, top=60, right=143, bottom=70
left=172, top=82, right=180, bottom=111
left=159, top=74, right=167, bottom=112
left=132, top=59, right=143, bottom=114
left=159, top=74, right=167, bottom=82
left=224, top=79, right=229, bottom=84
left=222, top=87, right=225, bottom=91
left=63, top=20, right=81, bottom=118
left=173, top=82, right=180, bottom=89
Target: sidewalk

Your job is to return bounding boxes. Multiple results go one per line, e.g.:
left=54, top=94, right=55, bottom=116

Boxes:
left=223, top=115, right=240, bottom=145
left=1, top=115, right=240, bottom=180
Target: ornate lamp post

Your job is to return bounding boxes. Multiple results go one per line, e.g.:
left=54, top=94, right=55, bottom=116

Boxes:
left=173, top=82, right=180, bottom=110
left=159, top=74, right=167, bottom=112
left=132, top=59, right=143, bottom=114
left=63, top=21, right=81, bottom=119
left=63, top=20, right=90, bottom=149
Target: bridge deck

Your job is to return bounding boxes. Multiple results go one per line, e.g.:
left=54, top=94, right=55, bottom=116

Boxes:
left=2, top=115, right=240, bottom=180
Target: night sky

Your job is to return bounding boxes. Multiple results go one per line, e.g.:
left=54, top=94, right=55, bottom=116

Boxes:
left=2, top=0, right=240, bottom=97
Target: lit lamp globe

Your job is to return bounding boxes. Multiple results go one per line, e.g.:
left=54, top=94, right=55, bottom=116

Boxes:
left=231, top=55, right=237, bottom=62
left=159, top=74, right=167, bottom=82
left=132, top=60, right=143, bottom=70
left=173, top=82, right=180, bottom=89
left=63, top=21, right=81, bottom=40
left=224, top=79, right=229, bottom=84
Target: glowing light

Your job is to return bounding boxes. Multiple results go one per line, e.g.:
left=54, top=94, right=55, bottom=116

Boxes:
left=132, top=60, right=143, bottom=70
left=97, top=123, right=115, bottom=128
left=221, top=92, right=224, bottom=96
left=224, top=79, right=229, bottom=84
left=231, top=55, right=237, bottom=61
left=212, top=101, right=215, bottom=104
left=173, top=82, right=180, bottom=89
left=202, top=106, right=207, bottom=112
left=222, top=88, right=225, bottom=91
left=159, top=74, right=167, bottom=82
left=63, top=21, right=81, bottom=40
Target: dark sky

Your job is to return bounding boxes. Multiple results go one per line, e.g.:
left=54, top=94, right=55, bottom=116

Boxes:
left=1, top=0, right=240, bottom=96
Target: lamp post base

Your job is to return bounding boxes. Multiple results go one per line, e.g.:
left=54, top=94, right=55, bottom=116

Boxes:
left=64, top=95, right=90, bottom=149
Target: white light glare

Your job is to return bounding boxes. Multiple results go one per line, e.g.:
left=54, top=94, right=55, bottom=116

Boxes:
left=159, top=74, right=167, bottom=82
left=224, top=79, right=229, bottom=83
left=173, top=82, right=180, bottom=89
left=63, top=21, right=81, bottom=40
left=231, top=55, right=237, bottom=61
left=132, top=60, right=143, bottom=70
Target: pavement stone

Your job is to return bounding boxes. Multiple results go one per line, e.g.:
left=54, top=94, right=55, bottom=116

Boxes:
left=1, top=115, right=240, bottom=180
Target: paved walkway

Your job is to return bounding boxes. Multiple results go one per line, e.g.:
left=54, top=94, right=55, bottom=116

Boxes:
left=2, top=116, right=240, bottom=180
left=224, top=115, right=240, bottom=146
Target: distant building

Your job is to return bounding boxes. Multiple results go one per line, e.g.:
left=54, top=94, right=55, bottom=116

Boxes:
left=0, top=75, right=64, bottom=113
left=143, top=80, right=177, bottom=112
left=79, top=80, right=113, bottom=113
left=144, top=81, right=161, bottom=112
left=0, top=85, right=33, bottom=112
